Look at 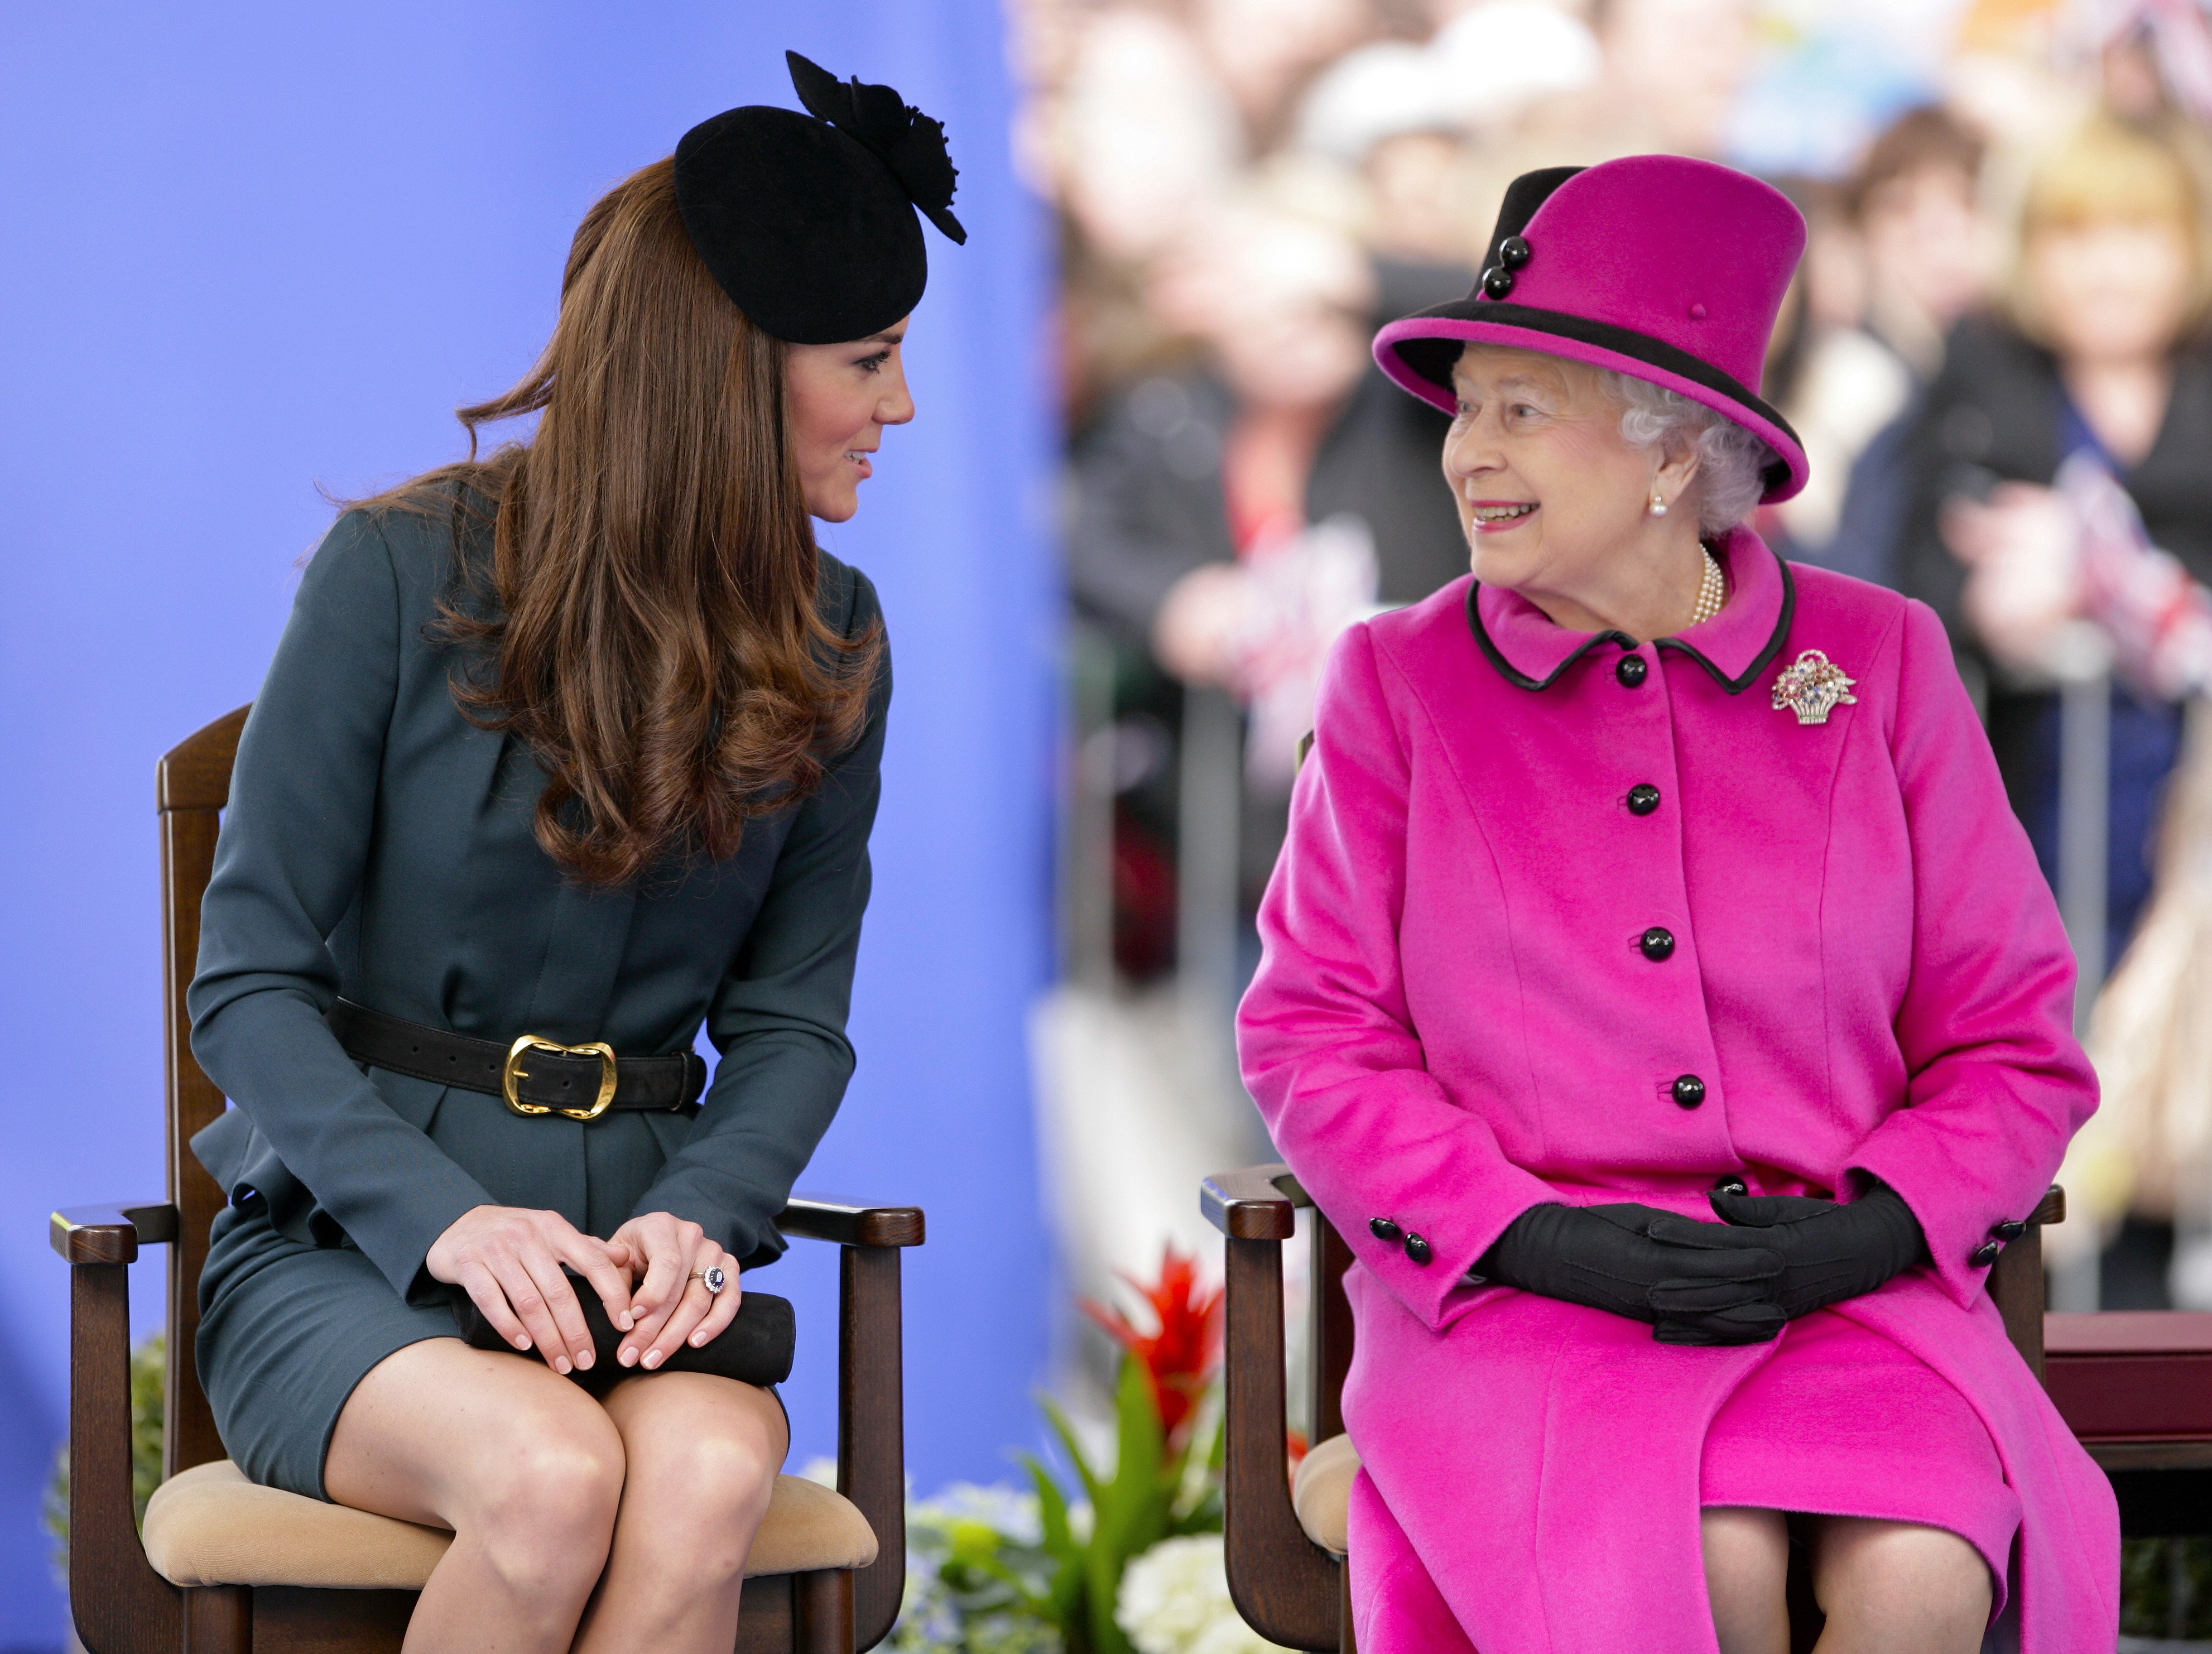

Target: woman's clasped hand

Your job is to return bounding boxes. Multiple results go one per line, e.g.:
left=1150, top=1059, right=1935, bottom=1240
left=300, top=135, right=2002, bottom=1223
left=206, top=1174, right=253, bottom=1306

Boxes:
left=424, top=1205, right=741, bottom=1377
left=1474, top=1185, right=1930, bottom=1345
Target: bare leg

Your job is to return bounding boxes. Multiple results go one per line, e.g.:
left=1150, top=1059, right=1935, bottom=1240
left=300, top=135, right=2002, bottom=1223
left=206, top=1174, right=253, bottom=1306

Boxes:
left=1703, top=1507, right=1792, bottom=1654
left=1812, top=1516, right=1992, bottom=1654
left=571, top=1372, right=789, bottom=1654
left=325, top=1338, right=626, bottom=1654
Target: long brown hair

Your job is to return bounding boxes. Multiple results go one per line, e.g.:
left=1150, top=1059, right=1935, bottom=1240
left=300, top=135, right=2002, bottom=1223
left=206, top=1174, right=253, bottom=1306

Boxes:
left=357, top=156, right=879, bottom=886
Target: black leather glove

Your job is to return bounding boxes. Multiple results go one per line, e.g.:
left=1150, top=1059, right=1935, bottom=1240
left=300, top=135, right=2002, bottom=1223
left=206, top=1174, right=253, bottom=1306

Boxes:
left=1705, top=1184, right=1930, bottom=1319
left=1476, top=1203, right=1786, bottom=1347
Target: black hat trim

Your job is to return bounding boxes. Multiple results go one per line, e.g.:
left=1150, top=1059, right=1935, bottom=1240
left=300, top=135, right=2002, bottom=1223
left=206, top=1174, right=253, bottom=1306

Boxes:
left=1465, top=552, right=1796, bottom=695
left=1483, top=165, right=1582, bottom=268
left=1392, top=301, right=1802, bottom=497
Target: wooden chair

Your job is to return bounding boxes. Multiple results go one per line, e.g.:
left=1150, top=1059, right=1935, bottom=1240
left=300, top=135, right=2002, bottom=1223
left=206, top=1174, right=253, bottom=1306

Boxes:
left=1200, top=1163, right=2139, bottom=1653
left=50, top=706, right=922, bottom=1654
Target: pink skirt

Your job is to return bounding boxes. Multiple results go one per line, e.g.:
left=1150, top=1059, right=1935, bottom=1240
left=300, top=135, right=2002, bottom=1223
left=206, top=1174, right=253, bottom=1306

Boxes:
left=1701, top=1308, right=2021, bottom=1608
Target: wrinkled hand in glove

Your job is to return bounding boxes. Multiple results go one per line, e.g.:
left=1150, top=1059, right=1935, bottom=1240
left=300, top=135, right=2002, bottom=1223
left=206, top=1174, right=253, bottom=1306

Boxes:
left=1475, top=1203, right=1785, bottom=1346
left=1703, top=1184, right=1930, bottom=1320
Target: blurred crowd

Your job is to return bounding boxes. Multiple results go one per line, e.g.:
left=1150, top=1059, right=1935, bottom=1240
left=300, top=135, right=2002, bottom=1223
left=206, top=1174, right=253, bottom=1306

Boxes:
left=1017, top=0, right=2212, bottom=1322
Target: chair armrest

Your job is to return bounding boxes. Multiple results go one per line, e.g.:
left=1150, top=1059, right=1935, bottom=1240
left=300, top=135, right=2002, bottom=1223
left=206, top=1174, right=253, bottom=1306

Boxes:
left=60, top=1213, right=185, bottom=1649
left=1202, top=1164, right=1304, bottom=1241
left=1991, top=1185, right=2065, bottom=1386
left=1210, top=1167, right=1341, bottom=1650
left=775, top=1196, right=924, bottom=1249
left=51, top=1201, right=178, bottom=1266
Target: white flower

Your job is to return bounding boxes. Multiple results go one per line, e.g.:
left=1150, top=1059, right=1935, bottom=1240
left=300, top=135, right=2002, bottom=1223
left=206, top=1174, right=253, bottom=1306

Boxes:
left=1115, top=1534, right=1293, bottom=1654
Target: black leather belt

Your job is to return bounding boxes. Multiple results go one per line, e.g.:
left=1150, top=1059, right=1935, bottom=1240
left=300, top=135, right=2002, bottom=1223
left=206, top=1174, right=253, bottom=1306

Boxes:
left=328, top=999, right=706, bottom=1120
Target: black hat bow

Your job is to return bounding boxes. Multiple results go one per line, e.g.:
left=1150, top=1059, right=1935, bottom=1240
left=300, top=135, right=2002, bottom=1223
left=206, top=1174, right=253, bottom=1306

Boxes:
left=786, top=51, right=965, bottom=244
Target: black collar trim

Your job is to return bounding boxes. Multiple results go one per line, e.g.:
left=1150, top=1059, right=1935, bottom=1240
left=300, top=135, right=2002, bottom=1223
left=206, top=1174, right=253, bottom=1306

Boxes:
left=1392, top=302, right=1804, bottom=495
left=1465, top=555, right=1796, bottom=697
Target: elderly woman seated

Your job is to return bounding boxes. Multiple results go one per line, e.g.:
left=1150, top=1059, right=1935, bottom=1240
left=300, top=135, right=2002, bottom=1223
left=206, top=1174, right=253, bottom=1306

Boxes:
left=1237, top=158, right=2118, bottom=1654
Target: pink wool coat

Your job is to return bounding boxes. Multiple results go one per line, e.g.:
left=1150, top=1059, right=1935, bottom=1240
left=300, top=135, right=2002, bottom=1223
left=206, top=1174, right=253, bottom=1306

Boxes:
left=1237, top=531, right=2119, bottom=1652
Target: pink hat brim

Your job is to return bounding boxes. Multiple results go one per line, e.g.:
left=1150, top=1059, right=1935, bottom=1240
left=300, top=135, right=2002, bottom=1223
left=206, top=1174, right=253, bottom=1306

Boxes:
left=1372, top=314, right=1810, bottom=504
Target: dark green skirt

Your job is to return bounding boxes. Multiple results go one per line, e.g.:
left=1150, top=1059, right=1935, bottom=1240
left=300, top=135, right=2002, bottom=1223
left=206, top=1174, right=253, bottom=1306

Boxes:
left=197, top=1202, right=461, bottom=1500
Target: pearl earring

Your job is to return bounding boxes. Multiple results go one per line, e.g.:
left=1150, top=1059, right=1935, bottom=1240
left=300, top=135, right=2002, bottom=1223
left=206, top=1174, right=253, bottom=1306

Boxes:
left=1648, top=491, right=1668, bottom=518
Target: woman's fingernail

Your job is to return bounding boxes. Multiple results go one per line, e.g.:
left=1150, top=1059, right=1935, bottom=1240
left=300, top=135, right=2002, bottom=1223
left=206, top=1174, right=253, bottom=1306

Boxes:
left=620, top=1346, right=638, bottom=1367
left=643, top=1349, right=663, bottom=1369
left=618, top=1314, right=633, bottom=1331
left=576, top=1350, right=594, bottom=1370
left=555, top=1356, right=571, bottom=1374
left=691, top=1331, right=706, bottom=1347
left=516, top=1336, right=532, bottom=1351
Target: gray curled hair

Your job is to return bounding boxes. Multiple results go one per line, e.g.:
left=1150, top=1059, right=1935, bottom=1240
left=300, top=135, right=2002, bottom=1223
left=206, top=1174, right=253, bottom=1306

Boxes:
left=1599, top=371, right=1774, bottom=536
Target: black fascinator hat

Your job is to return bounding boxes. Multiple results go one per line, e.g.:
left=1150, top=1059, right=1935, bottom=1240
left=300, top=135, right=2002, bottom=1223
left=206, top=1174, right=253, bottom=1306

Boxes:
left=674, top=51, right=966, bottom=345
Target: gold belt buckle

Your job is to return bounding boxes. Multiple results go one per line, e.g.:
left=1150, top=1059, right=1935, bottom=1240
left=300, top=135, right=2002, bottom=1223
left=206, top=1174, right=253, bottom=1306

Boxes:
left=502, top=1035, right=619, bottom=1121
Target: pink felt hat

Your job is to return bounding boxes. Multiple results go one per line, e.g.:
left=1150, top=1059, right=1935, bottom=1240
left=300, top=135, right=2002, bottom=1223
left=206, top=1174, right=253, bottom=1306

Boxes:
left=1373, top=156, right=1810, bottom=502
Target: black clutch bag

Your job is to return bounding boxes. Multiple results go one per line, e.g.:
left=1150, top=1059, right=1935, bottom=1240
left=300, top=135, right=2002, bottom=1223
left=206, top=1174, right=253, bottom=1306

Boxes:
left=446, top=1273, right=795, bottom=1398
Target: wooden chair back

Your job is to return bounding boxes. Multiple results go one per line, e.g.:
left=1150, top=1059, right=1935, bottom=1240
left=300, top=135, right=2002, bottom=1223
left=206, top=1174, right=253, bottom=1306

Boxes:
left=157, top=705, right=249, bottom=1481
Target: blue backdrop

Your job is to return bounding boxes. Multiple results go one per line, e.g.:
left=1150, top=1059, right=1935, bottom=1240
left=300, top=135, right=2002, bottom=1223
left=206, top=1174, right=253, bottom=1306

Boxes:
left=0, top=6, right=1055, bottom=1645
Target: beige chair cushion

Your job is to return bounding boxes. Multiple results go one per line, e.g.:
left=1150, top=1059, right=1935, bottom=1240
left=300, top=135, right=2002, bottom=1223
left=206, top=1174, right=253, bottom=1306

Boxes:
left=1290, top=1432, right=1360, bottom=1556
left=142, top=1459, right=877, bottom=1589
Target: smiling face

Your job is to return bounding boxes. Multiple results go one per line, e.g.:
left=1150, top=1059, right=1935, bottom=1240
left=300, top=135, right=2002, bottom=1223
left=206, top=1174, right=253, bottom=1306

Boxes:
left=782, top=318, right=917, bottom=522
left=1444, top=344, right=1706, bottom=633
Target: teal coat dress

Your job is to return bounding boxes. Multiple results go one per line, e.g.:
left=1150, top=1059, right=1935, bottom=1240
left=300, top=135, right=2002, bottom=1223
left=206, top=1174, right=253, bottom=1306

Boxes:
left=188, top=497, right=888, bottom=1499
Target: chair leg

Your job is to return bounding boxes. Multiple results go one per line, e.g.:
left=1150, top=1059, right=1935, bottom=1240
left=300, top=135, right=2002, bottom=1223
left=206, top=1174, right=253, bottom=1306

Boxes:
left=793, top=1569, right=854, bottom=1654
left=1338, top=1557, right=1356, bottom=1654
left=181, top=1585, right=249, bottom=1653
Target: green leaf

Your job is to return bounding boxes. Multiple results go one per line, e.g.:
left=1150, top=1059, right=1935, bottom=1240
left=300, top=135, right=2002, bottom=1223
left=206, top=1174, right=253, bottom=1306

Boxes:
left=1020, top=1456, right=1090, bottom=1644
left=1021, top=1454, right=1079, bottom=1565
left=1038, top=1394, right=1104, bottom=1509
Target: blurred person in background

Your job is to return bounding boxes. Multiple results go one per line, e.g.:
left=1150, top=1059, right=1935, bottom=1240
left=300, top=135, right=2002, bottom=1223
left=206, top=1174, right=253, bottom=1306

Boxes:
left=1900, top=110, right=2212, bottom=1302
left=1046, top=8, right=1243, bottom=427
left=1065, top=205, right=1469, bottom=979
left=1292, top=38, right=1483, bottom=307
left=1812, top=106, right=1996, bottom=584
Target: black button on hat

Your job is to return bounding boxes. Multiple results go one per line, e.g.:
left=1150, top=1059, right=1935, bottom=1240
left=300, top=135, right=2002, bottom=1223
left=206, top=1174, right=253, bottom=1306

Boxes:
left=1617, top=655, right=1648, bottom=687
left=1627, top=783, right=1661, bottom=816
left=1403, top=1232, right=1434, bottom=1266
left=674, top=51, right=966, bottom=344
left=1993, top=1219, right=2027, bottom=1242
left=1498, top=234, right=1532, bottom=270
left=1970, top=1239, right=2002, bottom=1268
left=1639, top=926, right=1675, bottom=961
left=1672, top=1074, right=1706, bottom=1109
left=1370, top=1216, right=1404, bottom=1243
left=1481, top=265, right=1516, bottom=299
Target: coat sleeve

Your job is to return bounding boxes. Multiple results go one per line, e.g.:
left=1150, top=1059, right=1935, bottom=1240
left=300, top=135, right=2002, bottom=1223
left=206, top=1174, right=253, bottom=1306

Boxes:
left=188, top=512, right=497, bottom=1300
left=1237, top=623, right=1559, bottom=1332
left=1843, top=598, right=2098, bottom=1306
left=630, top=575, right=890, bottom=1270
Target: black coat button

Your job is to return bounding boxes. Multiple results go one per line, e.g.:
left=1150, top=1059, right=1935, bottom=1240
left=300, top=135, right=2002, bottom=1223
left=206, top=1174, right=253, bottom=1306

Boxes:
left=1627, top=783, right=1661, bottom=816
left=1616, top=654, right=1648, bottom=687
left=1672, top=1074, right=1706, bottom=1109
left=1639, top=926, right=1675, bottom=961
left=1498, top=234, right=1531, bottom=270
left=1480, top=265, right=1516, bottom=299
left=1993, top=1220, right=2027, bottom=1242
left=1370, top=1216, right=1403, bottom=1243
left=1713, top=1175, right=1748, bottom=1195
left=1970, top=1240, right=2002, bottom=1268
left=1403, top=1232, right=1434, bottom=1266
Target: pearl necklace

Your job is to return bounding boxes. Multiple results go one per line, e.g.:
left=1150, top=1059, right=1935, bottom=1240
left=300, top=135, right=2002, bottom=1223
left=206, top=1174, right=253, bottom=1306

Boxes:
left=1689, top=547, right=1725, bottom=627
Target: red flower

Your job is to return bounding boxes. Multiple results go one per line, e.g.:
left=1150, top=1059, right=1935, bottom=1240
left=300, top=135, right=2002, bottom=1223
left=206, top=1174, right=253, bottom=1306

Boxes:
left=1080, top=1244, right=1224, bottom=1444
